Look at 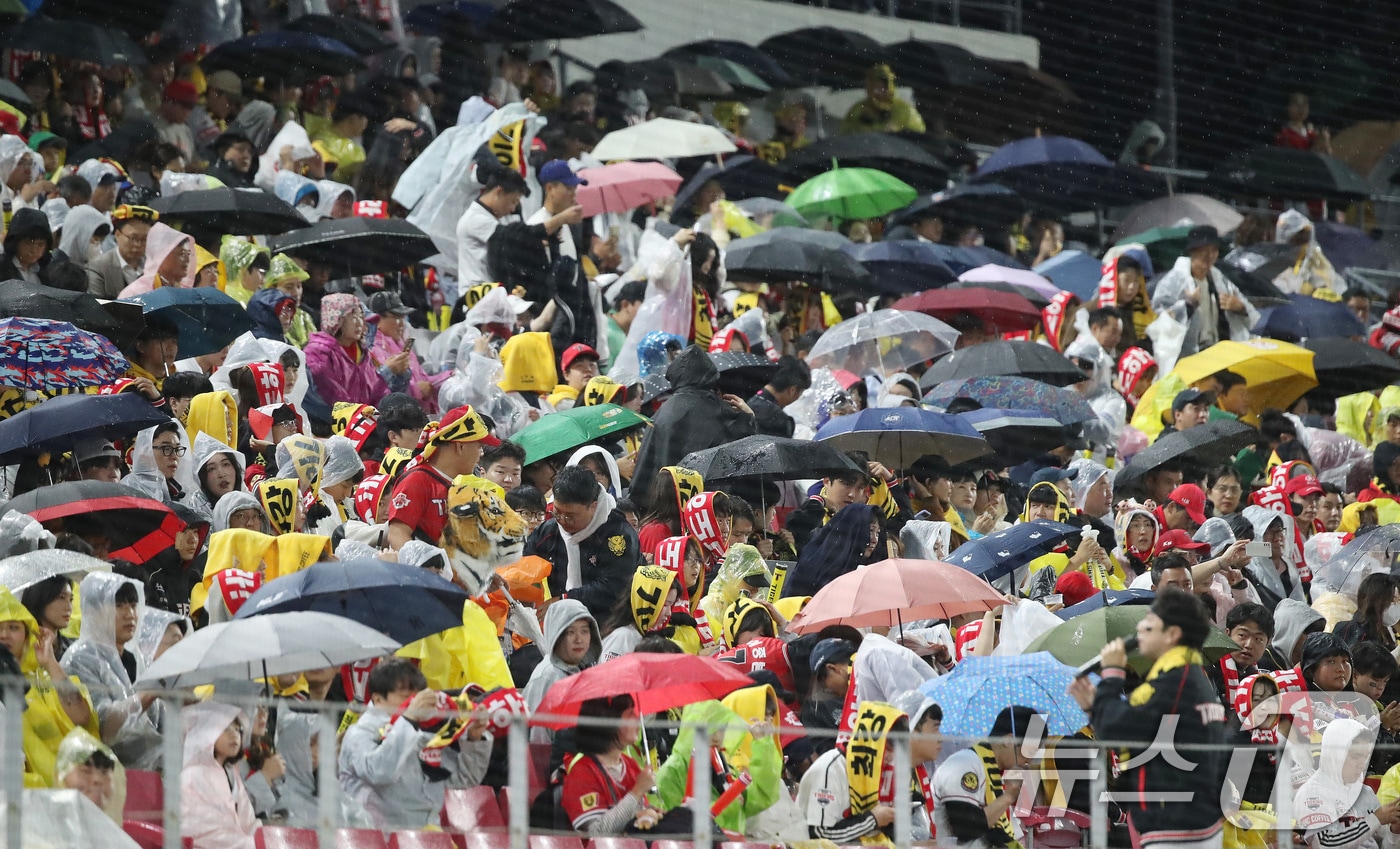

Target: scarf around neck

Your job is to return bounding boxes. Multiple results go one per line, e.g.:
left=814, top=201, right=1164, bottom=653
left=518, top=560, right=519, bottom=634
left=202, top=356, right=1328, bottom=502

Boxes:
left=562, top=488, right=616, bottom=591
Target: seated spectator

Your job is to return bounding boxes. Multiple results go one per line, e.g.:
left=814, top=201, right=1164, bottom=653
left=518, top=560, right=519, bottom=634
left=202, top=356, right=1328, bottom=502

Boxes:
left=180, top=701, right=259, bottom=849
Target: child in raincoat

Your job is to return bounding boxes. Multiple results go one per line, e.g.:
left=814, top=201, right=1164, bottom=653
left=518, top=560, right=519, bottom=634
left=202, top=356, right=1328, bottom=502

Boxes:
left=698, top=543, right=772, bottom=634
left=180, top=701, right=260, bottom=849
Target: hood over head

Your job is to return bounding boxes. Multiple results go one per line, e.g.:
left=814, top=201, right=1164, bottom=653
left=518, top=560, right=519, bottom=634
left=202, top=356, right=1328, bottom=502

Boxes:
left=212, top=491, right=262, bottom=533
left=132, top=223, right=196, bottom=290
left=135, top=607, right=189, bottom=668
left=56, top=204, right=111, bottom=264
left=1271, top=598, right=1324, bottom=664
left=181, top=700, right=248, bottom=769
left=541, top=597, right=600, bottom=670
left=666, top=345, right=719, bottom=391
left=76, top=571, right=144, bottom=651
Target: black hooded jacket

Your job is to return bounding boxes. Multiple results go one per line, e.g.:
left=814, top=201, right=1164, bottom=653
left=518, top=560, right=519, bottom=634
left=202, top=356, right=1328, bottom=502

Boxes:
left=628, top=346, right=757, bottom=505
left=0, top=208, right=60, bottom=286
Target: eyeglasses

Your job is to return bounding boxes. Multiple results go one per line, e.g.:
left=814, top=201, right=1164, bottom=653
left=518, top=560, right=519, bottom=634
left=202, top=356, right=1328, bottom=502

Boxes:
left=154, top=445, right=187, bottom=457
left=1212, top=484, right=1242, bottom=495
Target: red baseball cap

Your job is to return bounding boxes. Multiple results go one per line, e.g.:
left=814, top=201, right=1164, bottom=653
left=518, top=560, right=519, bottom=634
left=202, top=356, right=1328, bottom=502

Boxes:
left=561, top=343, right=600, bottom=372
left=1153, top=529, right=1211, bottom=558
left=1285, top=474, right=1324, bottom=499
left=1168, top=483, right=1208, bottom=526
left=163, top=80, right=199, bottom=108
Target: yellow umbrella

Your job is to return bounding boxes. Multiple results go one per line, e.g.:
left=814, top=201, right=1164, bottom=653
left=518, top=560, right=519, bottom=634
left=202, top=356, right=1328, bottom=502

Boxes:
left=1173, top=339, right=1317, bottom=414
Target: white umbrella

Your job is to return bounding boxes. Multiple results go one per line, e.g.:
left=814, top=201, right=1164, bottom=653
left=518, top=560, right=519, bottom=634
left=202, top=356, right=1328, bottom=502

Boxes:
left=807, top=309, right=960, bottom=375
left=590, top=118, right=737, bottom=161
left=0, top=549, right=111, bottom=595
left=135, top=611, right=400, bottom=690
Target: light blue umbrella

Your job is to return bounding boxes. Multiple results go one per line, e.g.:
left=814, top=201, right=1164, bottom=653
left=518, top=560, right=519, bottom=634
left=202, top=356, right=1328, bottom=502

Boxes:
left=1033, top=249, right=1103, bottom=300
left=919, top=652, right=1089, bottom=737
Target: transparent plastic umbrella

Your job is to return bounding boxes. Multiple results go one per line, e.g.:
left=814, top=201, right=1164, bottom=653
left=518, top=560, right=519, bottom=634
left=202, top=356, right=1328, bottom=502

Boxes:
left=1313, top=525, right=1400, bottom=600
left=806, top=309, right=959, bottom=375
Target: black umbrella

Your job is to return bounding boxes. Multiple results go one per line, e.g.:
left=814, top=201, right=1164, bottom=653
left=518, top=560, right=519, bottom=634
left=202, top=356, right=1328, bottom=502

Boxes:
left=958, top=408, right=1074, bottom=466
left=485, top=0, right=642, bottom=41
left=889, top=183, right=1025, bottom=229
left=724, top=231, right=871, bottom=292
left=1304, top=338, right=1400, bottom=399
left=151, top=189, right=309, bottom=237
left=945, top=279, right=1052, bottom=309
left=758, top=27, right=885, bottom=88
left=919, top=341, right=1087, bottom=389
left=627, top=58, right=733, bottom=103
left=283, top=14, right=395, bottom=55
left=672, top=155, right=790, bottom=212
left=885, top=38, right=1000, bottom=90
left=1211, top=147, right=1370, bottom=202
left=269, top=217, right=435, bottom=277
left=680, top=434, right=864, bottom=482
left=664, top=40, right=797, bottom=88
left=1216, top=245, right=1292, bottom=304
left=1, top=16, right=146, bottom=66
left=0, top=393, right=169, bottom=465
left=34, top=0, right=173, bottom=38
left=784, top=134, right=949, bottom=193
left=0, top=280, right=129, bottom=344
left=1114, top=420, right=1259, bottom=495
left=1, top=480, right=179, bottom=564
left=842, top=240, right=958, bottom=297
left=711, top=352, right=777, bottom=397
left=202, top=32, right=366, bottom=80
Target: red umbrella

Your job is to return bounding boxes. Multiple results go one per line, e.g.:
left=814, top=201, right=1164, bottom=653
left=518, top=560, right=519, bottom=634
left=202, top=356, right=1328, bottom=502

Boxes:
left=891, top=287, right=1042, bottom=334
left=575, top=161, right=684, bottom=217
left=787, top=558, right=1004, bottom=633
left=2, top=480, right=182, bottom=565
left=533, top=653, right=756, bottom=728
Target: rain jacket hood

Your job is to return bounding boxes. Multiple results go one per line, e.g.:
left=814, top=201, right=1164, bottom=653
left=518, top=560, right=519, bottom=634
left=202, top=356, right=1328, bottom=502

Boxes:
left=1114, top=505, right=1160, bottom=564
left=1296, top=717, right=1371, bottom=832
left=2, top=207, right=50, bottom=256
left=1068, top=458, right=1112, bottom=516
left=522, top=598, right=600, bottom=710
left=1118, top=120, right=1165, bottom=166
left=56, top=205, right=111, bottom=266
left=667, top=345, right=719, bottom=391
left=698, top=543, right=769, bottom=629
left=212, top=333, right=309, bottom=406
left=187, top=392, right=239, bottom=451
left=567, top=445, right=621, bottom=496
left=183, top=700, right=247, bottom=768
left=247, top=287, right=294, bottom=342
left=219, top=236, right=270, bottom=304
left=0, top=134, right=39, bottom=187
left=313, top=180, right=354, bottom=220
left=73, top=572, right=142, bottom=655
left=136, top=608, right=189, bottom=668
left=1272, top=598, right=1324, bottom=666
left=1243, top=505, right=1304, bottom=603
left=127, top=421, right=198, bottom=506
left=121, top=222, right=196, bottom=297
left=497, top=331, right=555, bottom=393
left=0, top=585, right=38, bottom=672
left=191, top=432, right=246, bottom=508
left=179, top=700, right=261, bottom=847
left=212, top=491, right=262, bottom=533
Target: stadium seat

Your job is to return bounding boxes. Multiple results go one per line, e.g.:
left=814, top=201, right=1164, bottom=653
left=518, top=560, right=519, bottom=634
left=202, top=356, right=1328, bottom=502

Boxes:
left=442, top=785, right=506, bottom=832
left=463, top=833, right=509, bottom=849
left=389, top=832, right=457, bottom=849
left=721, top=843, right=778, bottom=849
left=651, top=841, right=695, bottom=849
left=528, top=837, right=585, bottom=849
left=587, top=839, right=648, bottom=849
left=256, top=827, right=320, bottom=849
left=124, top=770, right=164, bottom=822
left=337, top=828, right=391, bottom=849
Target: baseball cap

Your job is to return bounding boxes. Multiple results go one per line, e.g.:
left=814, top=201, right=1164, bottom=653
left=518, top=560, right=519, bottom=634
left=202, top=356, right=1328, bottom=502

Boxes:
left=369, top=291, right=414, bottom=317
left=1167, top=483, right=1208, bottom=526
left=1285, top=474, right=1324, bottom=499
left=163, top=80, right=199, bottom=108
left=1029, top=466, right=1077, bottom=488
left=73, top=438, right=120, bottom=465
left=434, top=405, right=501, bottom=448
left=561, top=343, right=600, bottom=372
left=538, top=159, right=588, bottom=187
left=205, top=70, right=242, bottom=97
left=1173, top=387, right=1216, bottom=412
left=1185, top=225, right=1221, bottom=252
left=1153, top=529, right=1211, bottom=557
left=809, top=638, right=856, bottom=674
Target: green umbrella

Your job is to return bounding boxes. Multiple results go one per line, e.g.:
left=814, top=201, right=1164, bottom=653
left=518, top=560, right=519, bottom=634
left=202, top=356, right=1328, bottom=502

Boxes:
left=1023, top=605, right=1236, bottom=675
left=690, top=56, right=771, bottom=96
left=785, top=167, right=917, bottom=223
left=508, top=404, right=650, bottom=465
left=1114, top=224, right=1213, bottom=276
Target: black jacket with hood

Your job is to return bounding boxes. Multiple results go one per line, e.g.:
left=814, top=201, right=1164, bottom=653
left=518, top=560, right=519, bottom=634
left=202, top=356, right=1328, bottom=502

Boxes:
left=628, top=346, right=757, bottom=505
left=0, top=207, right=63, bottom=287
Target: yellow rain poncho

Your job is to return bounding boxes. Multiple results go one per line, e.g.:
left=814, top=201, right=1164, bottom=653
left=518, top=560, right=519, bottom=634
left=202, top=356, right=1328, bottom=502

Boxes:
left=219, top=235, right=270, bottom=306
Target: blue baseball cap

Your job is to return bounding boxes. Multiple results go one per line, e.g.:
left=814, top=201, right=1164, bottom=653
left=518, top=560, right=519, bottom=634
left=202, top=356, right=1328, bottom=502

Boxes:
left=538, top=159, right=587, bottom=187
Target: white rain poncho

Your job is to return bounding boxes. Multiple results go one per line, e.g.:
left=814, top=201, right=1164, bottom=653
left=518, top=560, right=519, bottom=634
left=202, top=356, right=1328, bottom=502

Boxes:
left=189, top=432, right=247, bottom=520
left=212, top=332, right=310, bottom=408
left=1242, top=505, right=1306, bottom=604
left=852, top=633, right=938, bottom=705
left=134, top=607, right=189, bottom=668
left=124, top=421, right=198, bottom=511
left=608, top=228, right=715, bottom=384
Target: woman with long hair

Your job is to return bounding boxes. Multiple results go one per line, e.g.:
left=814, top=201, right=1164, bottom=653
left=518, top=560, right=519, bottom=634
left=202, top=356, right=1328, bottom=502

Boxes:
left=783, top=505, right=882, bottom=599
left=1334, top=572, right=1399, bottom=650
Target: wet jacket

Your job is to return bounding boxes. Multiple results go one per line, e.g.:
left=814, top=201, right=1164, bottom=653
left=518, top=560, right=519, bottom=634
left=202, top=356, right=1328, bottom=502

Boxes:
left=304, top=331, right=390, bottom=408
left=526, top=507, right=642, bottom=622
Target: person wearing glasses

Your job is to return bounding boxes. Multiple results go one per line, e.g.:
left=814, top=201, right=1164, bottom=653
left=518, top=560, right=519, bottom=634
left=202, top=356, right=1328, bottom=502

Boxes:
left=117, top=220, right=195, bottom=297
left=126, top=420, right=196, bottom=507
left=86, top=204, right=159, bottom=299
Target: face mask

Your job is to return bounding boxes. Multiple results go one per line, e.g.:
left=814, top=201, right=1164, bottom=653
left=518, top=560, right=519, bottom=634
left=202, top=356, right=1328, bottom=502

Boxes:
left=1384, top=604, right=1400, bottom=628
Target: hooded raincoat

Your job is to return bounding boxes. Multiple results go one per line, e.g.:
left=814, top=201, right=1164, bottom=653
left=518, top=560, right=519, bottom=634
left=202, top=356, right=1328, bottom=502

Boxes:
left=1264, top=598, right=1324, bottom=671
left=698, top=544, right=770, bottom=632
left=654, top=697, right=782, bottom=835
left=180, top=701, right=259, bottom=849
left=55, top=205, right=111, bottom=270
left=125, top=421, right=198, bottom=509
left=119, top=222, right=196, bottom=297
left=304, top=314, right=391, bottom=409
left=189, top=432, right=247, bottom=520
left=1242, top=505, right=1306, bottom=608
left=1295, top=718, right=1383, bottom=849
left=523, top=599, right=601, bottom=711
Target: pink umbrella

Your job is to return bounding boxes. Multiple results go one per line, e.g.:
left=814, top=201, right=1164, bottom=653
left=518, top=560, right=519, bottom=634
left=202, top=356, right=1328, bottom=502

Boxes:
left=957, top=264, right=1063, bottom=300
left=787, top=558, right=1004, bottom=633
left=575, top=161, right=683, bottom=217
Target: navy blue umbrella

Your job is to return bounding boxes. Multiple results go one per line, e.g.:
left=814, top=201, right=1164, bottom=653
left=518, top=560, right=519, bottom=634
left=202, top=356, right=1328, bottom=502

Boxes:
left=0, top=392, right=168, bottom=465
left=959, top=407, right=1069, bottom=466
left=1033, top=249, right=1104, bottom=300
left=815, top=406, right=990, bottom=468
left=125, top=288, right=256, bottom=358
left=1253, top=294, right=1366, bottom=341
left=402, top=0, right=496, bottom=34
left=971, top=135, right=1164, bottom=211
left=949, top=519, right=1081, bottom=582
left=1315, top=221, right=1387, bottom=273
left=904, top=242, right=1028, bottom=276
left=841, top=240, right=957, bottom=296
left=234, top=557, right=469, bottom=646
left=1055, top=587, right=1155, bottom=620
left=202, top=31, right=364, bottom=79
left=923, top=375, right=1096, bottom=426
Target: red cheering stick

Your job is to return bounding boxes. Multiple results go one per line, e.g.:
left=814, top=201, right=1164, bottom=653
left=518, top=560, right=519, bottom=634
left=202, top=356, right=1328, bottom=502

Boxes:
left=711, top=771, right=752, bottom=816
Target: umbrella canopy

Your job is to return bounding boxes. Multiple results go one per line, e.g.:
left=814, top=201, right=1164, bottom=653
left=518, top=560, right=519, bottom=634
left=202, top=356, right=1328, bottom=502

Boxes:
left=1033, top=249, right=1104, bottom=300
left=202, top=32, right=365, bottom=79
left=664, top=40, right=797, bottom=88
left=913, top=246, right=1029, bottom=277
left=0, top=393, right=169, bottom=465
left=0, top=317, right=127, bottom=391
left=919, top=341, right=1086, bottom=389
left=841, top=241, right=957, bottom=296
left=1254, top=294, right=1366, bottom=342
left=815, top=407, right=990, bottom=468
left=486, top=0, right=642, bottom=40
left=959, top=408, right=1072, bottom=466
left=783, top=134, right=950, bottom=192
left=949, top=520, right=1081, bottom=583
left=1113, top=225, right=1193, bottom=277
left=892, top=287, right=1041, bottom=334
left=1113, top=194, right=1243, bottom=242
left=136, top=611, right=400, bottom=690
left=724, top=231, right=870, bottom=292
left=1, top=16, right=145, bottom=66
left=1113, top=420, right=1260, bottom=496
left=1217, top=245, right=1294, bottom=304
left=924, top=376, right=1095, bottom=426
left=1304, top=338, right=1400, bottom=398
left=886, top=38, right=1001, bottom=90
left=283, top=14, right=396, bottom=54
left=1024, top=606, right=1235, bottom=675
left=1314, top=220, right=1387, bottom=273
left=1172, top=339, right=1317, bottom=414
left=0, top=281, right=133, bottom=349
left=0, top=549, right=111, bottom=595
left=574, top=162, right=682, bottom=218
left=944, top=279, right=1052, bottom=309
left=672, top=155, right=789, bottom=212
left=627, top=58, right=733, bottom=103
left=1212, top=147, right=1370, bottom=202
left=807, top=309, right=959, bottom=375
left=919, top=653, right=1089, bottom=737
left=268, top=217, right=435, bottom=277
left=675, top=55, right=771, bottom=97
left=785, top=168, right=917, bottom=222
left=1312, top=525, right=1400, bottom=600
left=788, top=558, right=1003, bottom=633
left=124, top=288, right=256, bottom=358
left=508, top=404, right=648, bottom=465
left=757, top=27, right=885, bottom=87
left=151, top=188, right=308, bottom=237
left=591, top=118, right=736, bottom=161
left=971, top=135, right=1165, bottom=211
left=38, top=0, right=174, bottom=38
left=889, top=183, right=1024, bottom=229
left=534, top=653, right=755, bottom=728
left=956, top=264, right=1060, bottom=299
left=235, top=557, right=470, bottom=646
left=2, top=481, right=181, bottom=564
left=710, top=352, right=777, bottom=398
left=732, top=197, right=808, bottom=229
left=679, top=434, right=863, bottom=482
left=1055, top=588, right=1155, bottom=620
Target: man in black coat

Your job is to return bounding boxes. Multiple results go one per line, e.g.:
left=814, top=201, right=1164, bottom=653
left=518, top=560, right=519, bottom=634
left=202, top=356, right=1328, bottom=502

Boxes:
left=525, top=466, right=641, bottom=621
left=749, top=355, right=811, bottom=439
left=629, top=346, right=756, bottom=506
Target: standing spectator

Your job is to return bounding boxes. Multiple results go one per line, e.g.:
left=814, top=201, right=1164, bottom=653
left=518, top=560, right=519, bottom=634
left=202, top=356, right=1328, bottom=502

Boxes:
left=152, top=82, right=199, bottom=161
left=455, top=168, right=528, bottom=288
left=750, top=356, right=812, bottom=438
left=189, top=71, right=243, bottom=161
left=1152, top=226, right=1260, bottom=355
left=1276, top=91, right=1331, bottom=154
left=840, top=63, right=924, bottom=134
left=604, top=281, right=646, bottom=373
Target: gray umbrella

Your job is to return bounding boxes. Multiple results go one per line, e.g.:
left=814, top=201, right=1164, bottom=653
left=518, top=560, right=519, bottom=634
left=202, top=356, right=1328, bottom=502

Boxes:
left=0, top=549, right=111, bottom=595
left=135, top=611, right=400, bottom=690
left=1113, top=194, right=1243, bottom=242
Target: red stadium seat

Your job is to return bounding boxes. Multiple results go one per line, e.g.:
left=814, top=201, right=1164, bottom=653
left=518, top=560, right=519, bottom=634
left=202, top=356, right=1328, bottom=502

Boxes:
left=528, top=837, right=585, bottom=849
left=389, top=832, right=457, bottom=849
left=124, top=770, right=164, bottom=822
left=587, top=839, right=648, bottom=849
left=442, top=786, right=506, bottom=832
left=256, top=827, right=320, bottom=849
left=337, top=828, right=391, bottom=849
left=463, top=833, right=510, bottom=849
